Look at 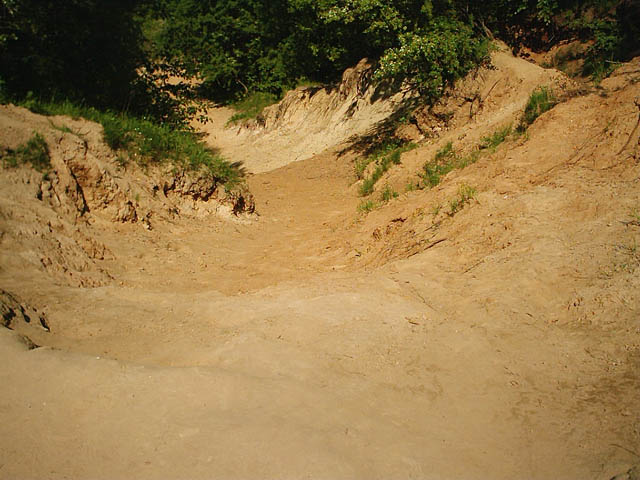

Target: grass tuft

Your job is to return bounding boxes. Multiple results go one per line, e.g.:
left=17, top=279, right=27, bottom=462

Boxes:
left=380, top=184, right=398, bottom=202
left=421, top=142, right=480, bottom=188
left=480, top=124, right=512, bottom=151
left=358, top=199, right=377, bottom=213
left=519, top=87, right=556, bottom=130
left=358, top=141, right=416, bottom=196
left=448, top=183, right=477, bottom=215
left=227, top=92, right=279, bottom=124
left=2, top=132, right=50, bottom=172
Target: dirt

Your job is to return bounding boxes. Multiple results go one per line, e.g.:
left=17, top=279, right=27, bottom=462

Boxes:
left=1, top=50, right=639, bottom=479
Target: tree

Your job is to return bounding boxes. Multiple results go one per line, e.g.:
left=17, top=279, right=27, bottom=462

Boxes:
left=0, top=0, right=148, bottom=111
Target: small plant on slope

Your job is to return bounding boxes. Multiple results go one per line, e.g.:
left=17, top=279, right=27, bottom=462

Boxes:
left=480, top=124, right=512, bottom=151
left=421, top=142, right=480, bottom=188
left=519, top=87, right=557, bottom=131
left=448, top=183, right=477, bottom=216
left=358, top=199, right=377, bottom=213
left=227, top=92, right=279, bottom=124
left=380, top=184, right=399, bottom=203
left=1, top=133, right=50, bottom=172
left=358, top=142, right=416, bottom=196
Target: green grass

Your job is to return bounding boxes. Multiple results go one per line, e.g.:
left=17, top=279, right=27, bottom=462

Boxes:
left=1, top=132, right=50, bottom=172
left=448, top=183, right=477, bottom=216
left=295, top=77, right=323, bottom=89
left=358, top=199, right=377, bottom=213
left=357, top=184, right=399, bottom=214
left=519, top=87, right=557, bottom=130
left=421, top=142, right=480, bottom=188
left=419, top=124, right=524, bottom=188
left=18, top=98, right=241, bottom=186
left=48, top=121, right=74, bottom=135
left=405, top=181, right=419, bottom=192
left=421, top=123, right=518, bottom=190
left=479, top=124, right=512, bottom=151
left=434, top=141, right=455, bottom=161
left=227, top=92, right=279, bottom=124
left=380, top=184, right=398, bottom=202
left=358, top=141, right=416, bottom=196
left=355, top=156, right=374, bottom=180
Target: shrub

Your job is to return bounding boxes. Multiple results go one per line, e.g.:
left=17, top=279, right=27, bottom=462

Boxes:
left=373, top=19, right=490, bottom=103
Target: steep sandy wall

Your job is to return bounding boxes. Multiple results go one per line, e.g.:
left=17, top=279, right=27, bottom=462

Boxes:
left=199, top=59, right=415, bottom=173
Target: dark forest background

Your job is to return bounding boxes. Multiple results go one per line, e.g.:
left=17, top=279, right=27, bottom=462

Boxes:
left=1, top=0, right=638, bottom=123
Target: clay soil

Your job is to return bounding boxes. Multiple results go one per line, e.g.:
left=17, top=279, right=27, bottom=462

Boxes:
left=1, top=51, right=639, bottom=479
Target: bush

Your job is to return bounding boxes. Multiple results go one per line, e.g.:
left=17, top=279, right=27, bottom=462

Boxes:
left=155, top=1, right=492, bottom=103
left=0, top=1, right=142, bottom=110
left=580, top=18, right=623, bottom=81
left=374, top=19, right=490, bottom=103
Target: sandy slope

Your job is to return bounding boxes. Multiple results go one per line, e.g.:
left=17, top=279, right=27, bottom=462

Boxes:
left=1, top=51, right=639, bottom=479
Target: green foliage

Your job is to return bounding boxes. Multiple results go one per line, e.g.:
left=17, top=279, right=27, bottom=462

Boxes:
left=360, top=174, right=381, bottom=197
left=0, top=1, right=201, bottom=125
left=228, top=92, right=279, bottom=124
left=480, top=125, right=513, bottom=151
left=520, top=87, right=556, bottom=129
left=358, top=142, right=415, bottom=196
left=3, top=0, right=638, bottom=123
left=405, top=181, right=418, bottom=192
left=421, top=131, right=515, bottom=189
left=580, top=18, right=623, bottom=81
left=374, top=20, right=490, bottom=102
left=422, top=142, right=457, bottom=188
left=448, top=184, right=477, bottom=216
left=19, top=98, right=241, bottom=186
left=463, top=0, right=637, bottom=78
left=421, top=142, right=481, bottom=188
left=380, top=184, right=398, bottom=202
left=147, top=0, right=638, bottom=104
left=355, top=156, right=374, bottom=180
left=1, top=1, right=139, bottom=109
left=2, top=133, right=50, bottom=172
left=358, top=199, right=377, bottom=213
left=153, top=0, right=496, bottom=102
